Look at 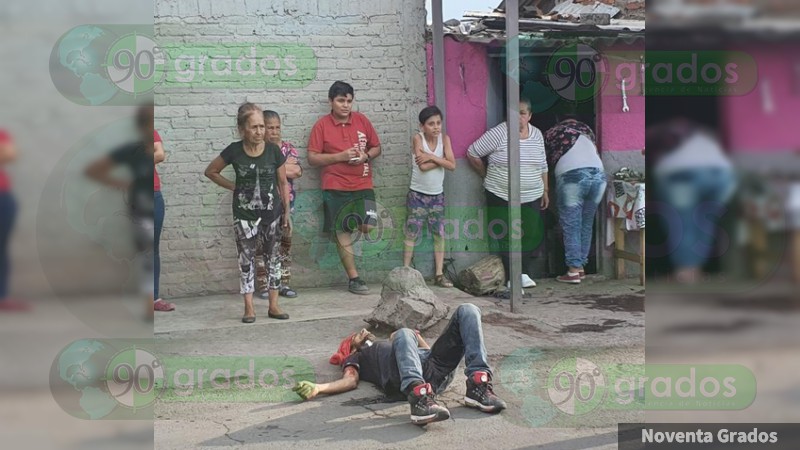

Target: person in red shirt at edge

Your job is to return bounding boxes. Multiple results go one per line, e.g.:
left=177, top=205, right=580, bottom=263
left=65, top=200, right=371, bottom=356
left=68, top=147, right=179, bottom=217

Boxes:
left=308, top=81, right=382, bottom=295
left=153, top=130, right=175, bottom=312
left=0, top=130, right=29, bottom=311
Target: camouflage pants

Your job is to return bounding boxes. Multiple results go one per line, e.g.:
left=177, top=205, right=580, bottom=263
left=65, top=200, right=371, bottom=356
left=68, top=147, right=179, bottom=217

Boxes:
left=235, top=217, right=282, bottom=294
left=257, top=229, right=291, bottom=293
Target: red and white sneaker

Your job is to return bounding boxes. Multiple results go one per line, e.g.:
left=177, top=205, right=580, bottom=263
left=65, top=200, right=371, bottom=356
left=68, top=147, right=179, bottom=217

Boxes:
left=556, top=273, right=582, bottom=284
left=154, top=299, right=176, bottom=312
left=407, top=383, right=450, bottom=425
left=465, top=371, right=507, bottom=413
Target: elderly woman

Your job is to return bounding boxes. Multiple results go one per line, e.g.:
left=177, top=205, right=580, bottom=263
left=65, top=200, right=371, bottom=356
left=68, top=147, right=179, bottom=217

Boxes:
left=467, top=99, right=549, bottom=289
left=205, top=103, right=291, bottom=323
left=545, top=118, right=606, bottom=284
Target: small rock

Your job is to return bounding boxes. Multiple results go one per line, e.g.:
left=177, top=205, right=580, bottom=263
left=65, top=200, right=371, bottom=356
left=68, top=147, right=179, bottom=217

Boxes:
left=366, top=267, right=450, bottom=332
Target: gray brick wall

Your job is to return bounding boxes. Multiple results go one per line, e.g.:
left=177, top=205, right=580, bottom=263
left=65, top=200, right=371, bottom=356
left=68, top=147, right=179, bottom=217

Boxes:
left=155, top=0, right=427, bottom=298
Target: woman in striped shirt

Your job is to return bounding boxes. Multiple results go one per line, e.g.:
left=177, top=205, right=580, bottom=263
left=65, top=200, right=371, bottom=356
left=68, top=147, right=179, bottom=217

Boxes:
left=467, top=99, right=549, bottom=288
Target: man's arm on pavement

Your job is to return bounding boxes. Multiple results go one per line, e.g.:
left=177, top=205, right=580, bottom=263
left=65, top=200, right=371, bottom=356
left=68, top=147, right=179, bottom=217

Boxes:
left=294, top=367, right=359, bottom=401
left=318, top=367, right=360, bottom=395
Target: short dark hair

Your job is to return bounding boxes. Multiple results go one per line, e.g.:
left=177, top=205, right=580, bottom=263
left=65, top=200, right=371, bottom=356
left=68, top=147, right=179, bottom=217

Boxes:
left=263, top=110, right=281, bottom=122
left=136, top=103, right=153, bottom=130
left=519, top=97, right=533, bottom=113
left=418, top=105, right=442, bottom=124
left=328, top=81, right=354, bottom=100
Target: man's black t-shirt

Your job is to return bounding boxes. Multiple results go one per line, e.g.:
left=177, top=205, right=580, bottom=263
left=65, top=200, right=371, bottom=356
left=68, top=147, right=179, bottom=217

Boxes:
left=110, top=142, right=153, bottom=217
left=343, top=341, right=403, bottom=397
left=220, top=141, right=286, bottom=222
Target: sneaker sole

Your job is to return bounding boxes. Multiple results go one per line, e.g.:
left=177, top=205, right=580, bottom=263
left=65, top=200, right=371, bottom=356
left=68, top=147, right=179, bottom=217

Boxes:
left=464, top=396, right=505, bottom=413
left=348, top=288, right=371, bottom=295
left=410, top=409, right=450, bottom=425
left=556, top=278, right=581, bottom=284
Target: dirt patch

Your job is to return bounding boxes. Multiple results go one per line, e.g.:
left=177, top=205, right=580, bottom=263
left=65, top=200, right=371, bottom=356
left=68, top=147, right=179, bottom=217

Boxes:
left=709, top=296, right=800, bottom=312
left=482, top=312, right=545, bottom=336
left=542, top=294, right=644, bottom=313
left=560, top=319, right=629, bottom=333
left=663, top=319, right=761, bottom=334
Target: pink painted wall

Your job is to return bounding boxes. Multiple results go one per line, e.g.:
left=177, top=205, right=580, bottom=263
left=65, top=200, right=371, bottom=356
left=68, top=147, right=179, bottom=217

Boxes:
left=427, top=39, right=646, bottom=153
left=721, top=44, right=800, bottom=152
left=597, top=44, right=646, bottom=151
left=426, top=38, right=489, bottom=159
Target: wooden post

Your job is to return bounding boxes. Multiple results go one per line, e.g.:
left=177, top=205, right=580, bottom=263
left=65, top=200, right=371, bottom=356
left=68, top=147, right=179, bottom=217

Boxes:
left=640, top=228, right=646, bottom=286
left=751, top=219, right=767, bottom=279
left=615, top=218, right=625, bottom=279
left=793, top=230, right=800, bottom=284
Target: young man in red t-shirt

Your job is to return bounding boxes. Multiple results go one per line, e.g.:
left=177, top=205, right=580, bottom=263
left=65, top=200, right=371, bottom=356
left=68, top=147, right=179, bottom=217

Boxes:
left=308, top=81, right=381, bottom=295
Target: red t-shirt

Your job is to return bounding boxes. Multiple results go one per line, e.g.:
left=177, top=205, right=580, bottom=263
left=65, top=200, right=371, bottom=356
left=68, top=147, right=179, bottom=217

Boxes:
left=0, top=130, right=12, bottom=193
left=153, top=130, right=162, bottom=192
left=308, top=112, right=380, bottom=191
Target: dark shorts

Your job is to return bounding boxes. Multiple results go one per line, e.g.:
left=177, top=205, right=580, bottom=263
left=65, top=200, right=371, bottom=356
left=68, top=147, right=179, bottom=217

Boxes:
left=323, top=189, right=377, bottom=233
left=405, top=190, right=445, bottom=240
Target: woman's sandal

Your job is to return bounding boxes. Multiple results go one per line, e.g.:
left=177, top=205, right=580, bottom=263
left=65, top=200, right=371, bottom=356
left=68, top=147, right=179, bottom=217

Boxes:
left=242, top=315, right=256, bottom=323
left=434, top=274, right=453, bottom=288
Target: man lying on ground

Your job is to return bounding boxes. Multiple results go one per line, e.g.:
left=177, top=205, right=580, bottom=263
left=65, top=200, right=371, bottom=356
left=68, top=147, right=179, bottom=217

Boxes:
left=292, top=303, right=507, bottom=426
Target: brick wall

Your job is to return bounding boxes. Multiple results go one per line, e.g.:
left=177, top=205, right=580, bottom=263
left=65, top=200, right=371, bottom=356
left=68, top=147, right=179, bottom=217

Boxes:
left=155, top=0, right=427, bottom=298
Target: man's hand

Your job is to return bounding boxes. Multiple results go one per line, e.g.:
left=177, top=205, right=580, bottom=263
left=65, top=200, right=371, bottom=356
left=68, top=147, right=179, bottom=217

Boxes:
left=390, top=329, right=421, bottom=340
left=292, top=381, right=320, bottom=401
left=342, top=147, right=359, bottom=164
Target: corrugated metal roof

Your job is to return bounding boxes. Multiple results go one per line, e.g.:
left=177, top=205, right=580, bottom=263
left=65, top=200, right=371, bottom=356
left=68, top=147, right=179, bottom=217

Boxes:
left=550, top=1, right=621, bottom=18
left=479, top=16, right=644, bottom=32
left=496, top=0, right=553, bottom=15
left=436, top=27, right=645, bottom=47
left=497, top=0, right=622, bottom=18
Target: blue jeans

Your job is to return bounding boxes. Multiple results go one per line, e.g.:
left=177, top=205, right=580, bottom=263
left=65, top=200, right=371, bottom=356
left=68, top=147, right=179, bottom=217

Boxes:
left=393, top=303, right=491, bottom=395
left=654, top=167, right=736, bottom=269
left=556, top=168, right=607, bottom=269
left=0, top=193, right=17, bottom=299
left=154, top=191, right=165, bottom=300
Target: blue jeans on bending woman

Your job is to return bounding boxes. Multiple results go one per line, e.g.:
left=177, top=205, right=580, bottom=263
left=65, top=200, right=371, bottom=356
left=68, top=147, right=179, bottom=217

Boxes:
left=654, top=167, right=736, bottom=269
left=557, top=168, right=607, bottom=269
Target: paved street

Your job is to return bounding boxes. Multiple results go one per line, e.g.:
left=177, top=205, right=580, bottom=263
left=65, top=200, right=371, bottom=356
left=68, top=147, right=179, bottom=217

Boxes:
left=153, top=277, right=645, bottom=449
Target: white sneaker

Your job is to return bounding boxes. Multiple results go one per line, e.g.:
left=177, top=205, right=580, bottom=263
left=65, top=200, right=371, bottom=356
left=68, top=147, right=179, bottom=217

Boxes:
left=521, top=274, right=536, bottom=288
left=506, top=281, right=525, bottom=296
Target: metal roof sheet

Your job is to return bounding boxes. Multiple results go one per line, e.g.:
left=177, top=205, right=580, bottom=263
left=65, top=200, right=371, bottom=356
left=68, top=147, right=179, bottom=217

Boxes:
left=550, top=1, right=621, bottom=18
